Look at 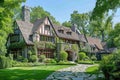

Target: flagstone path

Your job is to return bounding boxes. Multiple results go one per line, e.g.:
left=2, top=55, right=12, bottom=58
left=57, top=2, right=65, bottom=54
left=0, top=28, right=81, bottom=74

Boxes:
left=46, top=64, right=103, bottom=80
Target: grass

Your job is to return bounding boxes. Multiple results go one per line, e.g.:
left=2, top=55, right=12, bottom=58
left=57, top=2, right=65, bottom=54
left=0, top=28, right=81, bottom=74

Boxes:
left=0, top=65, right=72, bottom=80
left=85, top=65, right=99, bottom=74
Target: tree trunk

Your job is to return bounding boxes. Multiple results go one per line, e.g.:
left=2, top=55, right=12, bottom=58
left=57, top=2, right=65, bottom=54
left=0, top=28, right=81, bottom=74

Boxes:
left=101, top=30, right=105, bottom=42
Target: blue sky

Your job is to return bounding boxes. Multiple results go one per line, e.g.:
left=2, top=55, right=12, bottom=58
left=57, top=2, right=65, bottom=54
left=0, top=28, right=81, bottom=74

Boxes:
left=23, top=0, right=120, bottom=24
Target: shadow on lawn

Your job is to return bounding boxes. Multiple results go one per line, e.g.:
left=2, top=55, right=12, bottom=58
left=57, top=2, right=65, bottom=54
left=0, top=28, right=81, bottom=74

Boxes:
left=0, top=68, right=54, bottom=80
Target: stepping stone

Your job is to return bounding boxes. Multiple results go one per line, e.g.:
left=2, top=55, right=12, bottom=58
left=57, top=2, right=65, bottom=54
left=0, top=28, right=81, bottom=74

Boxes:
left=71, top=77, right=84, bottom=80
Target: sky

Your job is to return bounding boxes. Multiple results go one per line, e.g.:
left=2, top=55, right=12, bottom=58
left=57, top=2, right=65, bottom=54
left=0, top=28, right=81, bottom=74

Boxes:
left=23, top=0, right=120, bottom=24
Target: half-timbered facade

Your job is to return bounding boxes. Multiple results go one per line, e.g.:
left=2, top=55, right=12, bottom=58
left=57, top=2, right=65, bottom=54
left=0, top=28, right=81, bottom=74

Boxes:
left=7, top=6, right=104, bottom=61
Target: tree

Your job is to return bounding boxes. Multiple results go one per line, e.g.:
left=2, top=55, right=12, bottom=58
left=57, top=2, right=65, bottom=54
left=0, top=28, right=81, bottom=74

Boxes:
left=0, top=0, right=25, bottom=55
left=30, top=6, right=60, bottom=25
left=62, top=21, right=72, bottom=28
left=70, top=11, right=90, bottom=42
left=91, top=0, right=120, bottom=19
left=90, top=14, right=113, bottom=42
left=108, top=23, right=120, bottom=48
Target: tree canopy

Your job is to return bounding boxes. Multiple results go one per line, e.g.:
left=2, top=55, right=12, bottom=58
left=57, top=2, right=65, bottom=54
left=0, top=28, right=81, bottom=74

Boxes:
left=62, top=21, right=72, bottom=28
left=30, top=6, right=60, bottom=25
left=0, top=0, right=25, bottom=55
left=92, top=0, right=120, bottom=19
left=70, top=11, right=90, bottom=35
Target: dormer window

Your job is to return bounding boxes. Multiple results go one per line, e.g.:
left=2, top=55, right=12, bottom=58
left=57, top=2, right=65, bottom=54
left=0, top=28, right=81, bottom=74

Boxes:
left=66, top=32, right=72, bottom=35
left=58, top=30, right=64, bottom=34
left=45, top=25, right=50, bottom=31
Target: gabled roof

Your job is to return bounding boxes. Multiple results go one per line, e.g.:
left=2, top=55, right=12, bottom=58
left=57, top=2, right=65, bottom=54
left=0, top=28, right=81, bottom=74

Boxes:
left=79, top=34, right=87, bottom=42
left=32, top=18, right=45, bottom=33
left=87, top=37, right=103, bottom=50
left=16, top=20, right=33, bottom=45
left=53, top=24, right=79, bottom=41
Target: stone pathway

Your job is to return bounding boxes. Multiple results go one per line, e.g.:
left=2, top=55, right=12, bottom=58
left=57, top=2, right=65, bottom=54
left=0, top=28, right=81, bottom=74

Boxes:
left=46, top=64, right=103, bottom=80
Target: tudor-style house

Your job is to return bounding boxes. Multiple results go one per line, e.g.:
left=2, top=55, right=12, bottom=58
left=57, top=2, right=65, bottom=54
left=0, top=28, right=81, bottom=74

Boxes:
left=7, top=6, right=104, bottom=61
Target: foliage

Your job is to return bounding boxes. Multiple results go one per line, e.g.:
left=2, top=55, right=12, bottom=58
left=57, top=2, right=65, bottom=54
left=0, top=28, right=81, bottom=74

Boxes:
left=8, top=41, right=25, bottom=49
left=0, top=0, right=25, bottom=55
left=35, top=41, right=56, bottom=49
left=71, top=44, right=79, bottom=53
left=39, top=54, right=46, bottom=62
left=12, top=61, right=33, bottom=67
left=108, top=23, right=120, bottom=47
left=17, top=55, right=24, bottom=62
left=78, top=52, right=87, bottom=60
left=29, top=55, right=38, bottom=62
left=100, top=50, right=120, bottom=80
left=22, top=58, right=28, bottom=63
left=0, top=55, right=12, bottom=69
left=57, top=61, right=76, bottom=65
left=44, top=58, right=57, bottom=64
left=90, top=14, right=113, bottom=41
left=71, top=11, right=90, bottom=35
left=91, top=0, right=120, bottom=20
left=30, top=6, right=60, bottom=25
left=91, top=55, right=97, bottom=61
left=60, top=51, right=68, bottom=61
left=62, top=21, right=72, bottom=28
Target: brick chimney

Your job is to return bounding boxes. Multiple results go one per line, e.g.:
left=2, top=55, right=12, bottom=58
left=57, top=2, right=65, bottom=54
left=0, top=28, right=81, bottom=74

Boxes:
left=22, top=5, right=30, bottom=22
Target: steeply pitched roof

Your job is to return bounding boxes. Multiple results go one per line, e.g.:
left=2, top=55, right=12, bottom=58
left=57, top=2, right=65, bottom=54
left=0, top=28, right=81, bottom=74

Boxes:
left=53, top=24, right=79, bottom=41
left=87, top=37, right=103, bottom=50
left=79, top=34, right=87, bottom=42
left=32, top=18, right=45, bottom=33
left=16, top=20, right=33, bottom=45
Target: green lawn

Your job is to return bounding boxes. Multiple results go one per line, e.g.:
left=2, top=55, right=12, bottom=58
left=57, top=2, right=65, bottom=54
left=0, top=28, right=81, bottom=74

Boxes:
left=0, top=65, right=71, bottom=80
left=85, top=65, right=99, bottom=74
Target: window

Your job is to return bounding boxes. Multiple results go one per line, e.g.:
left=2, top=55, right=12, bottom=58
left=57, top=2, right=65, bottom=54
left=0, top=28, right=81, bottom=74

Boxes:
left=45, top=25, right=50, bottom=31
left=66, top=32, right=72, bottom=35
left=58, top=30, right=64, bottom=34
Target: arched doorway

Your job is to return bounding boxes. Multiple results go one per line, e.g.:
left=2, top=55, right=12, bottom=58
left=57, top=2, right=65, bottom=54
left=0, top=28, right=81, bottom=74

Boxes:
left=66, top=50, right=73, bottom=61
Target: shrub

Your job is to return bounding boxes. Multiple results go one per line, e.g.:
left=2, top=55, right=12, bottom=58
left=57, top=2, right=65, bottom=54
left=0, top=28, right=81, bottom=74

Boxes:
left=57, top=61, right=76, bottom=65
left=78, top=52, right=87, bottom=60
left=84, top=56, right=90, bottom=61
left=39, top=54, right=46, bottom=62
left=12, top=61, right=33, bottom=67
left=100, top=50, right=120, bottom=80
left=9, top=54, right=13, bottom=61
left=22, top=58, right=28, bottom=62
left=17, top=55, right=24, bottom=62
left=91, top=55, right=97, bottom=61
left=45, top=58, right=56, bottom=64
left=60, top=51, right=68, bottom=61
left=0, top=56, right=12, bottom=69
left=29, top=55, right=38, bottom=62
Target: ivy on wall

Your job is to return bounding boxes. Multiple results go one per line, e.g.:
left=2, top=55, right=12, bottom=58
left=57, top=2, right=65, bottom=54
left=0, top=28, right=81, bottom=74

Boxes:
left=8, top=41, right=25, bottom=49
left=35, top=41, right=56, bottom=49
